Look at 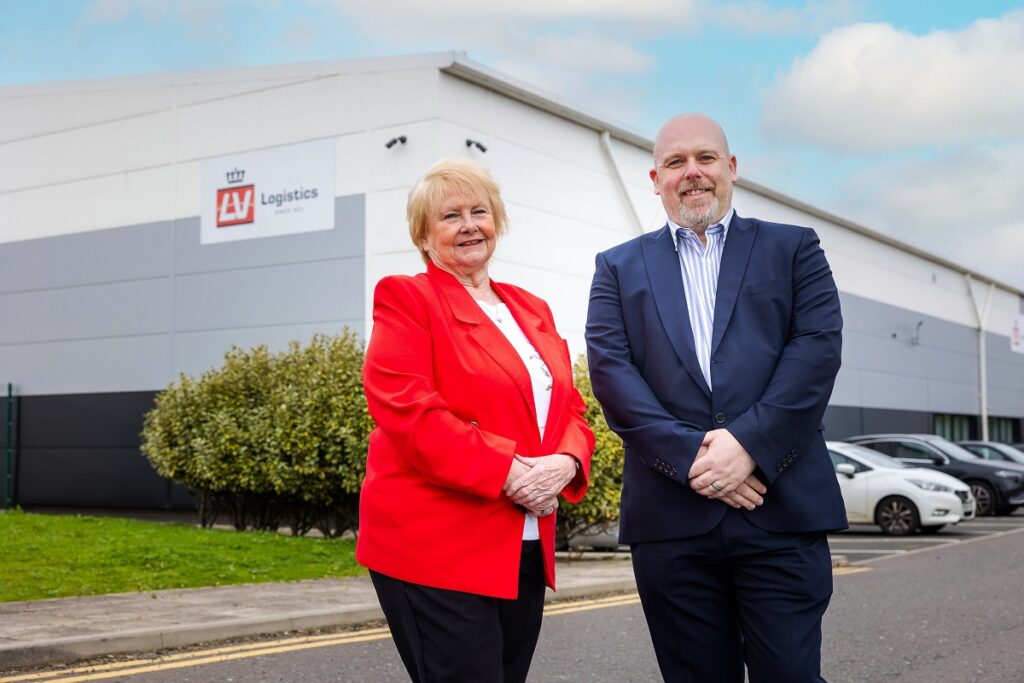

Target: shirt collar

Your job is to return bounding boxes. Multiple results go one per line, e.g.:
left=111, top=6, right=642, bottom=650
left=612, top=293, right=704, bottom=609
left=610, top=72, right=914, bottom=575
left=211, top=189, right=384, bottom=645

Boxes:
left=670, top=207, right=734, bottom=252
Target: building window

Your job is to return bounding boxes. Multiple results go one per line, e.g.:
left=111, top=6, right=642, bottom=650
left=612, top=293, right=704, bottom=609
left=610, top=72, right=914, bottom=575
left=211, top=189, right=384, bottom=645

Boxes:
left=988, top=417, right=1014, bottom=443
left=933, top=414, right=972, bottom=441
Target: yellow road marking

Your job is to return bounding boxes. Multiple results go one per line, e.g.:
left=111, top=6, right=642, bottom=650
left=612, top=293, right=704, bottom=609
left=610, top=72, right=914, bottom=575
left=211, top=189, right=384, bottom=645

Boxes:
left=544, top=594, right=641, bottom=615
left=833, top=566, right=873, bottom=576
left=0, top=630, right=392, bottom=683
left=4, top=567, right=872, bottom=682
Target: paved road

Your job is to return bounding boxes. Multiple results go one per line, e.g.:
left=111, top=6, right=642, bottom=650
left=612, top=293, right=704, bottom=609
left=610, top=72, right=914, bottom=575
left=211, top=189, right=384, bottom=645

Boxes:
left=828, top=508, right=1024, bottom=562
left=8, top=514, right=1023, bottom=682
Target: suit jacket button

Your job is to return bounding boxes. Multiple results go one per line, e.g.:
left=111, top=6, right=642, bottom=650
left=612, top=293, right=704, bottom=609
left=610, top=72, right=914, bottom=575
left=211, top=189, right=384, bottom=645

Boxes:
left=776, top=463, right=785, bottom=472
left=715, top=412, right=726, bottom=424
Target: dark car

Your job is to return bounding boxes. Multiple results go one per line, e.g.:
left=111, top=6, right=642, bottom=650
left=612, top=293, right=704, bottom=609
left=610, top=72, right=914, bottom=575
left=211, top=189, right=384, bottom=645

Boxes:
left=958, top=441, right=1024, bottom=466
left=846, top=434, right=1024, bottom=517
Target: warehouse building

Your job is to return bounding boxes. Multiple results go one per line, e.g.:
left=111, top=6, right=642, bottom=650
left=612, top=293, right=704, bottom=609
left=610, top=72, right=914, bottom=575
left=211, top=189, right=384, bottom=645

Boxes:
left=1, top=52, right=1022, bottom=509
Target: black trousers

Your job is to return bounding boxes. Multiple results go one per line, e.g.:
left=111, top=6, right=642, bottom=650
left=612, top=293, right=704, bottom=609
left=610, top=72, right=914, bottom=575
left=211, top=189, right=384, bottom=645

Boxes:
left=631, top=508, right=834, bottom=683
left=370, top=540, right=546, bottom=683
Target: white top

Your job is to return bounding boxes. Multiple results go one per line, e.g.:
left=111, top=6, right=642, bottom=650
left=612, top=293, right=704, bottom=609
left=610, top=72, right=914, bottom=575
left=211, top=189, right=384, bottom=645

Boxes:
left=476, top=299, right=553, bottom=541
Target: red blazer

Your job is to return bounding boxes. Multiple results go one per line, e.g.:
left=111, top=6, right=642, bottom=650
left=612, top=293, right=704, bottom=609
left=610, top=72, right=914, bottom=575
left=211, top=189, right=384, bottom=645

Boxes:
left=357, top=262, right=594, bottom=599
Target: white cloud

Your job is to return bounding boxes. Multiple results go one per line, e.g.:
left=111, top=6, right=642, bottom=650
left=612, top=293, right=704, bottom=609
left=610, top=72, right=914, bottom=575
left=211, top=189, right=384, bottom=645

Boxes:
left=840, top=143, right=1024, bottom=289
left=309, top=0, right=679, bottom=116
left=762, top=10, right=1024, bottom=150
left=316, top=0, right=692, bottom=26
left=704, top=0, right=861, bottom=36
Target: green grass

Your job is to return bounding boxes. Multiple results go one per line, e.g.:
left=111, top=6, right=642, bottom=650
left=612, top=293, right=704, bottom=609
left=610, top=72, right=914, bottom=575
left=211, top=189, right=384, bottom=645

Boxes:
left=0, top=510, right=364, bottom=603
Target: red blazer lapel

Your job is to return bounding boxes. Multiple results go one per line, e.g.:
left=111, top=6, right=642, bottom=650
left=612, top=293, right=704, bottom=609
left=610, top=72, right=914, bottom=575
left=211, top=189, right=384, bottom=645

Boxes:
left=427, top=263, right=538, bottom=426
left=492, top=281, right=573, bottom=450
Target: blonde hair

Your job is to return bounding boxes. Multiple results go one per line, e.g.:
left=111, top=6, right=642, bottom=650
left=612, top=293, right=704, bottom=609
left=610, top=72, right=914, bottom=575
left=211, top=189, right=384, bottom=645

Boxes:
left=407, top=158, right=509, bottom=264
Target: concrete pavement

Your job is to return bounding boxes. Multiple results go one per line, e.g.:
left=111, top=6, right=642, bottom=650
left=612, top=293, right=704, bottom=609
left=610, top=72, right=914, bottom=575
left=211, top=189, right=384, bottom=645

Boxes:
left=0, top=551, right=849, bottom=672
left=0, top=555, right=639, bottom=671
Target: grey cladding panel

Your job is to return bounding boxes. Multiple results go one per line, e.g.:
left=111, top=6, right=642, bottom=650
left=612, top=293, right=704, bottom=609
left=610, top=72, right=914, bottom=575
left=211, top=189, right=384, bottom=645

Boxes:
left=986, top=331, right=1024, bottom=392
left=926, top=378, right=984, bottom=414
left=0, top=335, right=170, bottom=395
left=172, top=319, right=364, bottom=378
left=0, top=278, right=171, bottom=344
left=836, top=292, right=1024, bottom=414
left=837, top=292, right=862, bottom=330
left=851, top=297, right=976, bottom=354
left=830, top=368, right=861, bottom=406
left=0, top=221, right=172, bottom=294
left=173, top=257, right=362, bottom=332
left=174, top=195, right=365, bottom=274
left=3, top=191, right=366, bottom=395
left=859, top=370, right=927, bottom=410
left=989, top=387, right=1024, bottom=416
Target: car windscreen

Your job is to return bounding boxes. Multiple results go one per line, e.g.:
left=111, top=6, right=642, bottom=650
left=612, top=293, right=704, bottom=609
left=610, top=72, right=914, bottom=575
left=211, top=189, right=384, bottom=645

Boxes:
left=926, top=438, right=984, bottom=461
left=840, top=444, right=909, bottom=469
left=994, top=444, right=1024, bottom=465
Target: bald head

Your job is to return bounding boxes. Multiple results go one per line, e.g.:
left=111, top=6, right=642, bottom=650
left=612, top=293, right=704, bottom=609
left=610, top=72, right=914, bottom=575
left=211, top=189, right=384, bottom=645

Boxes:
left=653, top=114, right=731, bottom=165
left=649, top=113, right=737, bottom=231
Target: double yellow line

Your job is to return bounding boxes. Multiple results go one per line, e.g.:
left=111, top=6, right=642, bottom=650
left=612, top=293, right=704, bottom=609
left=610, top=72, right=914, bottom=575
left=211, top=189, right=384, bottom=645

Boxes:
left=0, top=595, right=642, bottom=683
left=2, top=578, right=866, bottom=683
left=0, top=628, right=392, bottom=683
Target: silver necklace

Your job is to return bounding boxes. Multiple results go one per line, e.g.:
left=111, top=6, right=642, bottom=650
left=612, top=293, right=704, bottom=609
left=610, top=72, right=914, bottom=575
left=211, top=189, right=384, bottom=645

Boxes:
left=483, top=300, right=504, bottom=323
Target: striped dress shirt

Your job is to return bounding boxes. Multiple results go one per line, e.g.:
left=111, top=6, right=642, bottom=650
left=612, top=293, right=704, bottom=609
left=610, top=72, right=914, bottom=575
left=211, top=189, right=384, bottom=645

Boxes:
left=669, top=208, right=734, bottom=389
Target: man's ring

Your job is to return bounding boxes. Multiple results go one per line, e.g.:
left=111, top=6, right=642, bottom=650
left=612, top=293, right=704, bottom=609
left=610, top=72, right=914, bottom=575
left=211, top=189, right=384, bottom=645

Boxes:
left=711, top=481, right=723, bottom=492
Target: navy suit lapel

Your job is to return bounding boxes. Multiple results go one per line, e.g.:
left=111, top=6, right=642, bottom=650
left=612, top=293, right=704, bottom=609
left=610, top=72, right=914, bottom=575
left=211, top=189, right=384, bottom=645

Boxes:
left=711, top=214, right=756, bottom=357
left=642, top=225, right=712, bottom=399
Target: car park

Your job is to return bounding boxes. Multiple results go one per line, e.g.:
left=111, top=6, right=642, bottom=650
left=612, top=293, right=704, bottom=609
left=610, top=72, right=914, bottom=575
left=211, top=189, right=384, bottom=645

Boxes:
left=958, top=441, right=1024, bottom=466
left=827, top=441, right=975, bottom=535
left=847, top=434, right=1024, bottom=517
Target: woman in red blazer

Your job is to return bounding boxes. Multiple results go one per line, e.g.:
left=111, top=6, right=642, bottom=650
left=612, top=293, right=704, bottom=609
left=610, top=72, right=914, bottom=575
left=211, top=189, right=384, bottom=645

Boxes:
left=358, top=158, right=594, bottom=682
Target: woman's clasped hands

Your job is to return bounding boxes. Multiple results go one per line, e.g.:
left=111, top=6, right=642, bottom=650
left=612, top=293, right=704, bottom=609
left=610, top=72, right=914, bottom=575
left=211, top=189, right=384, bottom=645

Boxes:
left=503, top=453, right=578, bottom=517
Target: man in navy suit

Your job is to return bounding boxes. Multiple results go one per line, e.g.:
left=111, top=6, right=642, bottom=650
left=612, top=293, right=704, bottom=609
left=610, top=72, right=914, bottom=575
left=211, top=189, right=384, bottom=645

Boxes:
left=586, top=113, right=847, bottom=682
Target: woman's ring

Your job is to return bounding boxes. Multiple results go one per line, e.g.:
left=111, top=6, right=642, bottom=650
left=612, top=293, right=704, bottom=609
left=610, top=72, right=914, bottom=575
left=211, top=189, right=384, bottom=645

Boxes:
left=541, top=506, right=551, bottom=514
left=711, top=481, right=723, bottom=492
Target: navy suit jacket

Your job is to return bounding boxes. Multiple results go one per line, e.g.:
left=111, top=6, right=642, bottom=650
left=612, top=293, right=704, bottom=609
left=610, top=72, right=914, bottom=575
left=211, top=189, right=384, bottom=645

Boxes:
left=586, top=214, right=848, bottom=543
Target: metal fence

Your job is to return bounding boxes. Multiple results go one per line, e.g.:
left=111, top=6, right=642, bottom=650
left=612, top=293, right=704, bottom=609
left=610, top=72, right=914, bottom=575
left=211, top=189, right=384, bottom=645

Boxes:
left=2, top=383, right=17, bottom=509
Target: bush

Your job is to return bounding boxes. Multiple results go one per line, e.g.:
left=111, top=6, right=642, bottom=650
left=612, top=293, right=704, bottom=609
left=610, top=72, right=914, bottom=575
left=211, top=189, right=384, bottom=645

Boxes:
left=141, top=331, right=373, bottom=537
left=556, top=355, right=624, bottom=549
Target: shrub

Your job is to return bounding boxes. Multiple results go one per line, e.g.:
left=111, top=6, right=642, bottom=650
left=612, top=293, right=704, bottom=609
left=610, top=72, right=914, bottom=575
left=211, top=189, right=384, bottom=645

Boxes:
left=556, top=355, right=624, bottom=549
left=141, top=331, right=373, bottom=536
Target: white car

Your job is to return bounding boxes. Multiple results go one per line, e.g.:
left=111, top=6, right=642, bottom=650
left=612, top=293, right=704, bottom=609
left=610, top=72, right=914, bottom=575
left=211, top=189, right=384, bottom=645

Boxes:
left=827, top=441, right=976, bottom=535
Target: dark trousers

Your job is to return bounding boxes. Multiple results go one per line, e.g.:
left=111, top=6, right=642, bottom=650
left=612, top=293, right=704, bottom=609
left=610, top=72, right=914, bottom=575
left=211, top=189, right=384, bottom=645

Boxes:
left=631, top=508, right=833, bottom=683
left=370, top=540, right=546, bottom=683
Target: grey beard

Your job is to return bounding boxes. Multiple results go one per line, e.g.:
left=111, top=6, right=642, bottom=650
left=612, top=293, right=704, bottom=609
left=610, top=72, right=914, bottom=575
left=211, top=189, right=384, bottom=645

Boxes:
left=676, top=196, right=719, bottom=230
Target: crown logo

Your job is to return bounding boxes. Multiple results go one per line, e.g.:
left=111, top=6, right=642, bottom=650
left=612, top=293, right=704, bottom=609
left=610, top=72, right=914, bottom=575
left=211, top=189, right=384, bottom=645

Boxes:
left=226, top=168, right=246, bottom=184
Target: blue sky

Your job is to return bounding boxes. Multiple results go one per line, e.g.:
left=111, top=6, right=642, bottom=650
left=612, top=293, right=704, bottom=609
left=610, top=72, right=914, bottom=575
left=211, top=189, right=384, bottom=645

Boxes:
left=3, top=0, right=1023, bottom=290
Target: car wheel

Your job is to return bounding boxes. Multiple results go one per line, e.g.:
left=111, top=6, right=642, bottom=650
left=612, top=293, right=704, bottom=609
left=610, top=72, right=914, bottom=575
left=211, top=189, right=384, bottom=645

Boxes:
left=969, top=481, right=996, bottom=516
left=919, top=525, right=945, bottom=534
left=875, top=496, right=920, bottom=536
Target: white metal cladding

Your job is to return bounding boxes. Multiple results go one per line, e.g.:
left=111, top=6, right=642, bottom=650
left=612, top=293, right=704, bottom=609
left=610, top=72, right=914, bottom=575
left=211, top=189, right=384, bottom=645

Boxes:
left=0, top=52, right=1020, bottom=420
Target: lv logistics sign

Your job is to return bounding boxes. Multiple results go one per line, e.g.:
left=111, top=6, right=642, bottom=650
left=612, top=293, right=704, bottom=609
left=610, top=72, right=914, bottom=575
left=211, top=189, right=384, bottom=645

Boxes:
left=200, top=139, right=336, bottom=244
